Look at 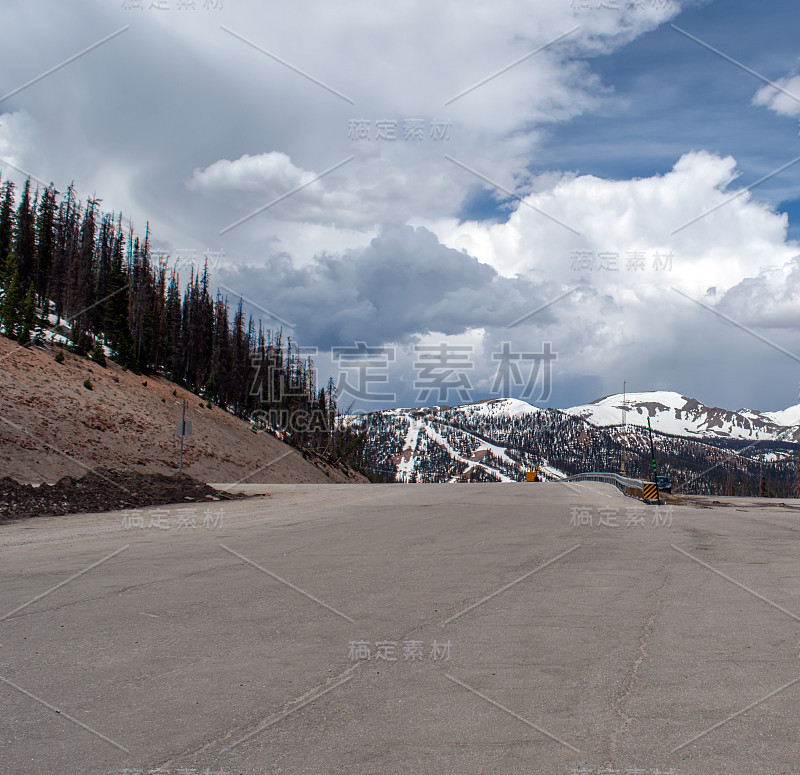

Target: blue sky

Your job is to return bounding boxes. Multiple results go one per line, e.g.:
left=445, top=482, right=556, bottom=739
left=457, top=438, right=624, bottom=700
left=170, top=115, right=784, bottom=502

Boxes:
left=463, top=0, right=800, bottom=232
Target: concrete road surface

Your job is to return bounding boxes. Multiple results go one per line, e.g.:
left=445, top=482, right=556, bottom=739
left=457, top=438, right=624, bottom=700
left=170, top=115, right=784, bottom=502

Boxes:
left=2, top=482, right=800, bottom=775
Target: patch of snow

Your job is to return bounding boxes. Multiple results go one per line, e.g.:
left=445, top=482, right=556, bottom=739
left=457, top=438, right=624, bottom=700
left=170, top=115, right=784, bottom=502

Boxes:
left=396, top=419, right=422, bottom=480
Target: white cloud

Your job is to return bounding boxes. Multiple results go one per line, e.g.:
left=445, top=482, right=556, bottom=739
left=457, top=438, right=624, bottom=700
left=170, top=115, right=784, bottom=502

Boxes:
left=752, top=74, right=800, bottom=117
left=5, top=0, right=800, bottom=410
left=420, top=150, right=796, bottom=297
left=0, top=111, right=44, bottom=183
left=189, top=147, right=481, bottom=231
left=189, top=151, right=312, bottom=193
left=0, top=0, right=691, bottom=257
left=200, top=147, right=800, bottom=412
left=720, top=255, right=800, bottom=330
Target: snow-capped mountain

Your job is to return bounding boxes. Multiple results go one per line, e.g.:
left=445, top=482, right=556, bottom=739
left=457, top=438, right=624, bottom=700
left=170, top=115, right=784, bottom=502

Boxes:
left=356, top=398, right=569, bottom=484
left=351, top=393, right=799, bottom=495
left=565, top=391, right=800, bottom=442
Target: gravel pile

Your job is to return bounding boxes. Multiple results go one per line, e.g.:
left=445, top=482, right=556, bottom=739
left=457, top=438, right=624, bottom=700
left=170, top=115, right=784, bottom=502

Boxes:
left=0, top=469, right=245, bottom=521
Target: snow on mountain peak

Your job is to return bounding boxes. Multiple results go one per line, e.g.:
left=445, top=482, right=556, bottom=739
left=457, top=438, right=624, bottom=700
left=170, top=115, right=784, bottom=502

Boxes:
left=764, top=404, right=800, bottom=427
left=453, top=397, right=540, bottom=418
left=566, top=391, right=798, bottom=440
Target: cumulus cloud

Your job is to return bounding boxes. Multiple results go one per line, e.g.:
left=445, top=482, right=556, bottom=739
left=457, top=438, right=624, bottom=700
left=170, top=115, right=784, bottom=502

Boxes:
left=753, top=74, right=800, bottom=117
left=217, top=224, right=561, bottom=348
left=188, top=148, right=468, bottom=231
left=422, top=150, right=796, bottom=296
left=189, top=152, right=313, bottom=194
left=208, top=147, right=800, bottom=410
left=718, top=255, right=800, bottom=329
left=0, top=0, right=688, bottom=248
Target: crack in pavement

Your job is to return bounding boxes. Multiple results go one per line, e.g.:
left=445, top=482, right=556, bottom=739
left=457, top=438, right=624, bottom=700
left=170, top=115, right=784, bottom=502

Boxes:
left=607, top=567, right=671, bottom=762
left=155, top=660, right=363, bottom=769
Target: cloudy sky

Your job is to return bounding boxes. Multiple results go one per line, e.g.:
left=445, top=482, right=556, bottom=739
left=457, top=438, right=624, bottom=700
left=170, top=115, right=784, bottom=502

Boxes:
left=2, top=0, right=800, bottom=412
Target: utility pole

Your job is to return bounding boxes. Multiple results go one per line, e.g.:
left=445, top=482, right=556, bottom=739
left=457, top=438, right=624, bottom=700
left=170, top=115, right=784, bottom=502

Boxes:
left=647, top=416, right=660, bottom=501
left=795, top=452, right=800, bottom=499
left=621, top=380, right=628, bottom=475
left=179, top=399, right=186, bottom=474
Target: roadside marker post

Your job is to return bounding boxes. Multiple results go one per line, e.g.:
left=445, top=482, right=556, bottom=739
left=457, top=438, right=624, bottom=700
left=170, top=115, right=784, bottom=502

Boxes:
left=646, top=416, right=660, bottom=502
left=177, top=399, right=193, bottom=473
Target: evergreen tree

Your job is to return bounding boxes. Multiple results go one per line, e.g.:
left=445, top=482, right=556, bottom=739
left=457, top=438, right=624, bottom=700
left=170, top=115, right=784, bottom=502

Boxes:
left=0, top=265, right=22, bottom=338
left=0, top=179, right=15, bottom=278
left=17, top=284, right=36, bottom=344
left=103, top=221, right=133, bottom=361
left=67, top=196, right=98, bottom=348
left=48, top=183, right=78, bottom=321
left=164, top=271, right=183, bottom=379
left=14, top=178, right=36, bottom=291
left=34, top=183, right=57, bottom=311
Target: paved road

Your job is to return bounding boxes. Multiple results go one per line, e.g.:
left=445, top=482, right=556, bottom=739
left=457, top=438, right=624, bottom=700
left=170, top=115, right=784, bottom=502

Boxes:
left=2, top=482, right=800, bottom=775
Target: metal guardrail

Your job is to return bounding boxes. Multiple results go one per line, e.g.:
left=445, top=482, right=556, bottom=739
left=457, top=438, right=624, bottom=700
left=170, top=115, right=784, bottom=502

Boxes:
left=562, top=472, right=652, bottom=499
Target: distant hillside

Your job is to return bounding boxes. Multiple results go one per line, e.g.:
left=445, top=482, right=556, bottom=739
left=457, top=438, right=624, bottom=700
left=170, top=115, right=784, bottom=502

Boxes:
left=0, top=334, right=366, bottom=484
left=351, top=397, right=799, bottom=496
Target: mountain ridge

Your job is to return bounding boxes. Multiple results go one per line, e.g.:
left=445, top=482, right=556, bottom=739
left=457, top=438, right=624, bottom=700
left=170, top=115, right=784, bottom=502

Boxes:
left=353, top=391, right=799, bottom=494
left=564, top=390, right=800, bottom=441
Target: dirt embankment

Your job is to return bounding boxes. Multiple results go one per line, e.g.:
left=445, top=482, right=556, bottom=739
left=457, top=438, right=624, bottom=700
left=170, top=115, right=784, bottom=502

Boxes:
left=0, top=336, right=367, bottom=485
